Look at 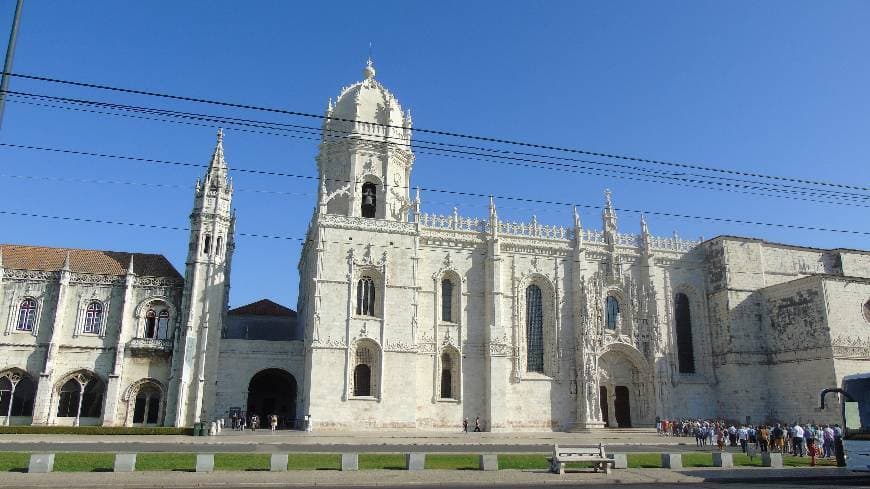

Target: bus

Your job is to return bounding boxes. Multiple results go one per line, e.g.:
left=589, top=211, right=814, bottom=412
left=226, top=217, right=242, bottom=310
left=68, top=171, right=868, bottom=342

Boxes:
left=821, top=373, right=870, bottom=471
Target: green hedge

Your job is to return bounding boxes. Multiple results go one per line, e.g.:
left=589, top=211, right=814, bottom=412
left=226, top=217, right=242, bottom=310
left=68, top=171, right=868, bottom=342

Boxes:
left=0, top=426, right=193, bottom=435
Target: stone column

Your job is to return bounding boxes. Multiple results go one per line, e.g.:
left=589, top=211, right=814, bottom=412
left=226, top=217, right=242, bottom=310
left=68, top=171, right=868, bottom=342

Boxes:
left=31, top=256, right=72, bottom=425
left=484, top=198, right=510, bottom=431
left=101, top=259, right=136, bottom=426
left=607, top=385, right=617, bottom=427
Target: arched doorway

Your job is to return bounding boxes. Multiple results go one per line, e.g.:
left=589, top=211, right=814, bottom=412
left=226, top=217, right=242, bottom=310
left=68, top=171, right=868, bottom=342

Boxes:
left=598, top=345, right=652, bottom=428
left=247, top=369, right=297, bottom=429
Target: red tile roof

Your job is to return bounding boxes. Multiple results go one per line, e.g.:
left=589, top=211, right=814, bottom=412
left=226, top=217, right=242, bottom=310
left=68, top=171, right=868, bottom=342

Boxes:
left=228, top=299, right=296, bottom=317
left=0, top=244, right=181, bottom=278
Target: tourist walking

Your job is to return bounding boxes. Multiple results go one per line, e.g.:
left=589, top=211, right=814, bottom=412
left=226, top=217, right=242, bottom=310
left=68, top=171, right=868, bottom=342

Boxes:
left=792, top=423, right=805, bottom=456
left=474, top=416, right=482, bottom=432
left=462, top=417, right=468, bottom=433
left=270, top=414, right=278, bottom=431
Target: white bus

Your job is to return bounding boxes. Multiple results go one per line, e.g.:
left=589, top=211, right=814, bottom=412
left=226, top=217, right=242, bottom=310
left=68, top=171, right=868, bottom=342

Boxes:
left=822, top=373, right=870, bottom=471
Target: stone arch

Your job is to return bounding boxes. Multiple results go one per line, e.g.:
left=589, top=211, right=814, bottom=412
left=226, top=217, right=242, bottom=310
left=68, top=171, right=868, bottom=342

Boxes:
left=438, top=345, right=461, bottom=401
left=133, top=297, right=176, bottom=340
left=0, top=368, right=36, bottom=423
left=122, top=378, right=166, bottom=426
left=516, top=273, right=558, bottom=378
left=597, top=343, right=653, bottom=427
left=434, top=268, right=462, bottom=324
left=53, top=369, right=105, bottom=425
left=246, top=368, right=298, bottom=429
left=603, top=286, right=631, bottom=335
left=349, top=338, right=382, bottom=399
left=353, top=266, right=384, bottom=318
left=670, top=283, right=707, bottom=376
left=359, top=173, right=385, bottom=219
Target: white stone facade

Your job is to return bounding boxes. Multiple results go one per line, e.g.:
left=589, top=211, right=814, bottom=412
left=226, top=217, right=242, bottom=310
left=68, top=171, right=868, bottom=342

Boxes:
left=295, top=61, right=870, bottom=431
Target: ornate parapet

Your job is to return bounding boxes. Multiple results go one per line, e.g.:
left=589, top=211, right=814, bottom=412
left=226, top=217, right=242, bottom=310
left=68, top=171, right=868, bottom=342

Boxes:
left=127, top=338, right=173, bottom=356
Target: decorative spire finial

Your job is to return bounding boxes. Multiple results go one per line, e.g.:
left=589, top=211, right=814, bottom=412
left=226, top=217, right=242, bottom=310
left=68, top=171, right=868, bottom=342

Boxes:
left=573, top=205, right=582, bottom=229
left=62, top=251, right=71, bottom=271
left=217, top=127, right=224, bottom=144
left=127, top=254, right=135, bottom=275
left=363, top=54, right=376, bottom=80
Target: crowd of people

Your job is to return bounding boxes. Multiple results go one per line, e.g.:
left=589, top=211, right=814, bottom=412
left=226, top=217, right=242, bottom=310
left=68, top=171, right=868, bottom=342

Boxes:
left=656, top=418, right=843, bottom=459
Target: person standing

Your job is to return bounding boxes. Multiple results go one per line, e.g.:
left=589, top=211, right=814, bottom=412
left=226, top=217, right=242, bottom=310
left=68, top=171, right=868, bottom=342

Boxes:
left=474, top=416, right=482, bottom=432
left=758, top=425, right=770, bottom=453
left=792, top=423, right=805, bottom=457
left=462, top=417, right=468, bottom=433
left=270, top=414, right=278, bottom=432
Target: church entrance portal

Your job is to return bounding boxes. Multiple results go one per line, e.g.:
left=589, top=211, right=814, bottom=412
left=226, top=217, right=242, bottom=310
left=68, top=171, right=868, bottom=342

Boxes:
left=614, top=385, right=631, bottom=428
left=247, top=369, right=297, bottom=429
left=597, top=346, right=651, bottom=428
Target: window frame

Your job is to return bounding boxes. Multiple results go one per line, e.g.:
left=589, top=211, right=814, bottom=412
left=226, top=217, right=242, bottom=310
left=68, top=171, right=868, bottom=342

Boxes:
left=605, top=295, right=620, bottom=331
left=348, top=340, right=381, bottom=400
left=674, top=292, right=696, bottom=374
left=15, top=298, right=38, bottom=333
left=525, top=284, right=545, bottom=374
left=82, top=301, right=104, bottom=336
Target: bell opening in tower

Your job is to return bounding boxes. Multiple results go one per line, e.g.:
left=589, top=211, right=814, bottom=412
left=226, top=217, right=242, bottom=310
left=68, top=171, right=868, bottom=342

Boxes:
left=361, top=182, right=377, bottom=218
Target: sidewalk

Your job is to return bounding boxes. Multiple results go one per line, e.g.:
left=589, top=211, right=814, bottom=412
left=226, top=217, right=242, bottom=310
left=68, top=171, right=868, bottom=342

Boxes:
left=0, top=428, right=687, bottom=448
left=0, top=466, right=856, bottom=488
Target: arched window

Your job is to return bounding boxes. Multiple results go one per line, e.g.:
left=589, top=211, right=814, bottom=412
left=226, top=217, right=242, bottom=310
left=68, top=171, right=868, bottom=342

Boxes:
left=0, top=374, right=35, bottom=417
left=441, top=278, right=454, bottom=322
left=83, top=302, right=103, bottom=335
left=16, top=299, right=37, bottom=332
left=203, top=234, right=212, bottom=255
left=353, top=346, right=373, bottom=397
left=440, top=352, right=453, bottom=399
left=133, top=384, right=162, bottom=424
left=156, top=310, right=170, bottom=339
left=216, top=236, right=223, bottom=256
left=56, top=379, right=81, bottom=418
left=605, top=296, right=620, bottom=330
left=356, top=276, right=376, bottom=316
left=526, top=284, right=544, bottom=373
left=144, top=310, right=157, bottom=338
left=361, top=182, right=377, bottom=218
left=674, top=293, right=695, bottom=373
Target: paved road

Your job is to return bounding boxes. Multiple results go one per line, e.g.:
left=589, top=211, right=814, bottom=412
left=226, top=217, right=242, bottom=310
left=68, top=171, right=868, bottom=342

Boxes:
left=1, top=441, right=704, bottom=453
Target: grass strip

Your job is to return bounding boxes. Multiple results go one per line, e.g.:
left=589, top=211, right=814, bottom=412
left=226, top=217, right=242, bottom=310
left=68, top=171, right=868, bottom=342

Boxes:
left=136, top=452, right=196, bottom=471
left=359, top=453, right=407, bottom=470
left=424, top=454, right=479, bottom=470
left=628, top=453, right=662, bottom=468
left=287, top=453, right=340, bottom=470
left=0, top=426, right=191, bottom=435
left=214, top=453, right=270, bottom=471
left=0, top=452, right=28, bottom=472
left=54, top=452, right=114, bottom=472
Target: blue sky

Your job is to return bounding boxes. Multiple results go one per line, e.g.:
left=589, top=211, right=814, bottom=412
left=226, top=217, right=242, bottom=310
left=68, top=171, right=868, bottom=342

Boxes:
left=1, top=1, right=868, bottom=309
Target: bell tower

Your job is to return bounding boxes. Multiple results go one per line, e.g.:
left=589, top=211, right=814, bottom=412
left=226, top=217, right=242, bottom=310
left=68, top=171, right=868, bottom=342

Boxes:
left=315, top=59, right=415, bottom=222
left=166, top=129, right=235, bottom=427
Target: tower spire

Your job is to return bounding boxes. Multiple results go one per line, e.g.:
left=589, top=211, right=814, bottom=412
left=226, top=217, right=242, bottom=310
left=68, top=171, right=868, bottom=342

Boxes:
left=205, top=128, right=229, bottom=189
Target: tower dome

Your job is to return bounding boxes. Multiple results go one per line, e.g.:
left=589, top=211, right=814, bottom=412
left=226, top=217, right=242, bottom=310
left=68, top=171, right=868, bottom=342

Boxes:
left=323, top=58, right=412, bottom=143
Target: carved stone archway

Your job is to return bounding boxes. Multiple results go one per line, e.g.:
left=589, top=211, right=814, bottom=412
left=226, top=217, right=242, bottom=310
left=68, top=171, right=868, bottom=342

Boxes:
left=597, top=343, right=653, bottom=427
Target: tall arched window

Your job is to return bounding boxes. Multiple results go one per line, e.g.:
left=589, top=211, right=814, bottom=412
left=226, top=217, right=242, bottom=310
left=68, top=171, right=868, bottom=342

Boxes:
left=526, top=284, right=544, bottom=373
left=83, top=301, right=103, bottom=335
left=361, top=182, right=377, bottom=218
left=203, top=234, right=212, bottom=255
left=57, top=379, right=81, bottom=418
left=356, top=276, right=376, bottom=316
left=353, top=346, right=373, bottom=397
left=216, top=236, right=223, bottom=256
left=16, top=299, right=37, bottom=332
left=441, top=278, right=454, bottom=322
left=144, top=310, right=157, bottom=338
left=440, top=352, right=453, bottom=399
left=605, top=296, right=620, bottom=330
left=674, top=293, right=695, bottom=373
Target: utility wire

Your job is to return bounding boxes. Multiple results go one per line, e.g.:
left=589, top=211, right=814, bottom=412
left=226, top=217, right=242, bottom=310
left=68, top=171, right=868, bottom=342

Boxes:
left=3, top=70, right=868, bottom=193
left=4, top=92, right=869, bottom=208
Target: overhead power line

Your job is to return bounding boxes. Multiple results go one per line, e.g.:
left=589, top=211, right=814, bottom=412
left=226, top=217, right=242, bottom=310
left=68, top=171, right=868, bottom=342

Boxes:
left=3, top=70, right=868, bottom=193
left=1, top=142, right=868, bottom=237
left=4, top=91, right=870, bottom=208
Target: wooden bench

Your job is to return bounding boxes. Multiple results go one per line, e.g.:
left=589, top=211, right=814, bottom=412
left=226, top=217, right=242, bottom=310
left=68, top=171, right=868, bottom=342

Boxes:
left=546, top=443, right=614, bottom=474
